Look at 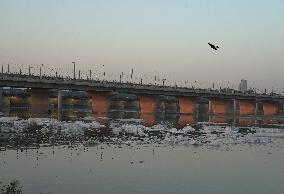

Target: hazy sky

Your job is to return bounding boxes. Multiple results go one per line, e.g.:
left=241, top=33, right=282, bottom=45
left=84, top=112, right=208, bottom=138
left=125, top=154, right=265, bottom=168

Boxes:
left=1, top=0, right=284, bottom=91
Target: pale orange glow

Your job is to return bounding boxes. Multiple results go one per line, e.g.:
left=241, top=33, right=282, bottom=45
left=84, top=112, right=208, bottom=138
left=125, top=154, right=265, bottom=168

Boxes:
left=211, top=100, right=226, bottom=114
left=178, top=97, right=195, bottom=114
left=239, top=101, right=255, bottom=115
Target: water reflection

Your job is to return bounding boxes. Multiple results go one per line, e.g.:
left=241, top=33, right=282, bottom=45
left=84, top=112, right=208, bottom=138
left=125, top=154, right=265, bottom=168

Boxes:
left=2, top=107, right=284, bottom=129
left=140, top=113, right=156, bottom=126
left=1, top=139, right=284, bottom=194
left=178, top=114, right=194, bottom=127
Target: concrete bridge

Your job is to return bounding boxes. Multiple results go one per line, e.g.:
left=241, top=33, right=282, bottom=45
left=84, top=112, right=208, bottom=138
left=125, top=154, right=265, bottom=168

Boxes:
left=1, top=73, right=284, bottom=126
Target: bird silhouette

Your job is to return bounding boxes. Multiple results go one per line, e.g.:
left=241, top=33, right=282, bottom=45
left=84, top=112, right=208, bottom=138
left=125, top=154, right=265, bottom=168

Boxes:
left=208, top=43, right=219, bottom=50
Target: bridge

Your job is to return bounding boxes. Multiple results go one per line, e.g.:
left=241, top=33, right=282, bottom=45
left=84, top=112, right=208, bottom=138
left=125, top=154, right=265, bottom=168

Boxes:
left=0, top=73, right=284, bottom=126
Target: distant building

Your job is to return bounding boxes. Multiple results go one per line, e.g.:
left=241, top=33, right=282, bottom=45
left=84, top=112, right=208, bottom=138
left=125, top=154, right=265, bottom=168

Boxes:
left=238, top=79, right=247, bottom=93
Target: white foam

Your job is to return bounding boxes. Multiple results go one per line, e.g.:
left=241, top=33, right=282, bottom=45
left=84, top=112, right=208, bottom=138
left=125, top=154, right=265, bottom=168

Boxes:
left=0, top=117, right=105, bottom=135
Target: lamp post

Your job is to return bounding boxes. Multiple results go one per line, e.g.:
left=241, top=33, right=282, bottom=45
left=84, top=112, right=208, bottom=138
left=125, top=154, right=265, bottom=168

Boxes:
left=72, top=61, right=76, bottom=79
left=162, top=79, right=166, bottom=87
left=40, top=64, right=43, bottom=78
left=131, top=68, right=133, bottom=79
left=28, top=65, right=33, bottom=75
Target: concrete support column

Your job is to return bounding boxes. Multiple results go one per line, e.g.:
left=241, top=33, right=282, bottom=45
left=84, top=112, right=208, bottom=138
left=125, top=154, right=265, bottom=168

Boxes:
left=263, top=101, right=277, bottom=116
left=233, top=99, right=238, bottom=115
left=88, top=91, right=110, bottom=125
left=233, top=99, right=239, bottom=125
left=208, top=100, right=213, bottom=114
left=255, top=101, right=259, bottom=125
left=277, top=101, right=284, bottom=115
left=208, top=100, right=213, bottom=122
left=30, top=88, right=50, bottom=117
left=179, top=97, right=195, bottom=114
left=239, top=100, right=255, bottom=116
left=0, top=87, right=3, bottom=112
left=58, top=90, right=62, bottom=120
left=178, top=97, right=196, bottom=127
left=163, top=96, right=179, bottom=125
left=209, top=99, right=229, bottom=123
left=89, top=92, right=110, bottom=114
left=255, top=101, right=264, bottom=125
left=255, top=101, right=264, bottom=115
left=255, top=101, right=259, bottom=116
left=139, top=95, right=156, bottom=126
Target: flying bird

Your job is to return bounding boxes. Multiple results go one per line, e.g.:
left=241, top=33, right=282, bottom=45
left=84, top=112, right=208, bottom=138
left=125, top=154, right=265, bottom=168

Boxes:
left=208, top=43, right=219, bottom=50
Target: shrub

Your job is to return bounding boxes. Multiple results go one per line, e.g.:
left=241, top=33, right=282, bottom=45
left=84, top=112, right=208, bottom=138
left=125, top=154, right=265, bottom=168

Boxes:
left=0, top=180, right=22, bottom=194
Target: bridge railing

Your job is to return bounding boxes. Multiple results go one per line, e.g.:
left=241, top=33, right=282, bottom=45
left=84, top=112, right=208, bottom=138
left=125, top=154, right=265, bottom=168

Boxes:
left=0, top=72, right=283, bottom=99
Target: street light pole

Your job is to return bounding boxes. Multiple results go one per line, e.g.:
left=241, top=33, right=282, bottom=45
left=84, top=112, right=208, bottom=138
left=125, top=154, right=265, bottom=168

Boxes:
left=131, top=68, right=133, bottom=79
left=28, top=65, right=31, bottom=75
left=72, top=62, right=76, bottom=79
left=40, top=64, right=43, bottom=78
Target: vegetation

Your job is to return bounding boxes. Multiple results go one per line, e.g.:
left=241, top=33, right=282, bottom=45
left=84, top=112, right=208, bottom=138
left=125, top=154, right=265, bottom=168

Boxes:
left=0, top=180, right=22, bottom=194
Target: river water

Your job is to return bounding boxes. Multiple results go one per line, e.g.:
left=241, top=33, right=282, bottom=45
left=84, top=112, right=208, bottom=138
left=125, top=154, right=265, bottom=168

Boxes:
left=1, top=139, right=284, bottom=194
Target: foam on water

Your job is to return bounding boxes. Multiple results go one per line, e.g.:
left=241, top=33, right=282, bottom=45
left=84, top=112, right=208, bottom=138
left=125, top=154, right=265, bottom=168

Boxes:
left=1, top=117, right=284, bottom=148
left=0, top=117, right=104, bottom=135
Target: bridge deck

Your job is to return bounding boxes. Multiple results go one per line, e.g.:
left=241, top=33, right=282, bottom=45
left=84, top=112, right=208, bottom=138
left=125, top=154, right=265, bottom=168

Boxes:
left=0, top=73, right=282, bottom=100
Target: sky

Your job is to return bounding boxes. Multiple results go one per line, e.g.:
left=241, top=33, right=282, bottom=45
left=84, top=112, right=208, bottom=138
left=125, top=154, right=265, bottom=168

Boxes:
left=0, top=0, right=284, bottom=91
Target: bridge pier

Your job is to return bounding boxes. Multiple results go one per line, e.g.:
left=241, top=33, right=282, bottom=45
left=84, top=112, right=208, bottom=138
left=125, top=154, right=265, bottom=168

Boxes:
left=196, top=98, right=209, bottom=122
left=124, top=98, right=140, bottom=119
left=178, top=97, right=196, bottom=127
left=233, top=99, right=240, bottom=114
left=139, top=95, right=156, bottom=126
left=255, top=101, right=264, bottom=125
left=259, top=101, right=280, bottom=124
left=0, top=87, right=2, bottom=112
left=255, top=101, right=264, bottom=115
left=237, top=99, right=256, bottom=126
left=232, top=99, right=240, bottom=125
left=108, top=93, right=139, bottom=119
left=89, top=92, right=110, bottom=114
left=57, top=90, right=62, bottom=120
left=156, top=96, right=179, bottom=125
left=208, top=100, right=213, bottom=122
left=29, top=88, right=50, bottom=117
left=208, top=99, right=230, bottom=123
left=277, top=101, right=284, bottom=115
left=277, top=101, right=284, bottom=124
left=239, top=100, right=256, bottom=116
left=197, top=98, right=238, bottom=124
left=88, top=91, right=110, bottom=125
left=262, top=101, right=277, bottom=116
